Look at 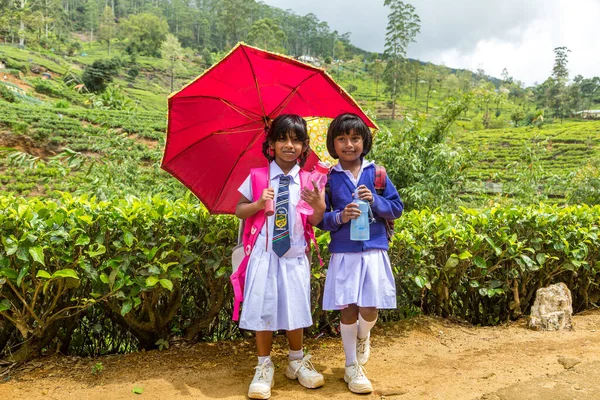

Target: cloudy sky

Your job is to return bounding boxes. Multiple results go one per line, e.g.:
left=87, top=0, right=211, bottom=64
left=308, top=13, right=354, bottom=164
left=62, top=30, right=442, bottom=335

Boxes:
left=261, top=0, right=600, bottom=86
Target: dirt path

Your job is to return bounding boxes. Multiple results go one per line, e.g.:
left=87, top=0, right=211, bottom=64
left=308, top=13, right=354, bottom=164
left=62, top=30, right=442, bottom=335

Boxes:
left=2, top=309, right=600, bottom=400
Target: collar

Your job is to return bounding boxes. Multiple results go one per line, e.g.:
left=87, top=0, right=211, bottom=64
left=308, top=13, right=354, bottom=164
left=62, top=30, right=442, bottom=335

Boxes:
left=270, top=161, right=301, bottom=184
left=332, top=158, right=374, bottom=172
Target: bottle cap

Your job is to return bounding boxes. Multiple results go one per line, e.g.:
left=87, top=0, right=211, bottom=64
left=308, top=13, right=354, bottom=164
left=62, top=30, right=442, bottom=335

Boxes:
left=315, top=161, right=330, bottom=174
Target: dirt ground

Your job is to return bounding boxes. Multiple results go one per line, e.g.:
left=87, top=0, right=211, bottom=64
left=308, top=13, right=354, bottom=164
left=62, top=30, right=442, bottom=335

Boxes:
left=2, top=309, right=600, bottom=400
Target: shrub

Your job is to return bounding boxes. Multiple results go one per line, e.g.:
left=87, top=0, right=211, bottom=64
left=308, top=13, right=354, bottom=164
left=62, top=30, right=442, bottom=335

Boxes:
left=82, top=59, right=121, bottom=93
left=54, top=99, right=70, bottom=109
left=0, top=85, right=17, bottom=103
left=32, top=78, right=64, bottom=97
left=2, top=196, right=600, bottom=362
left=371, top=94, right=473, bottom=211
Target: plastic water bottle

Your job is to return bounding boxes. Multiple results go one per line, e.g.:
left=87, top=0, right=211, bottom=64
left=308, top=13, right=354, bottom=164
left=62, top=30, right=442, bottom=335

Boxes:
left=350, top=189, right=370, bottom=241
left=297, top=161, right=330, bottom=215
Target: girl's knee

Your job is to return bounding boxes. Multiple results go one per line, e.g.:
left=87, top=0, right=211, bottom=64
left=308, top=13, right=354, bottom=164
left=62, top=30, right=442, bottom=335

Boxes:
left=358, top=307, right=378, bottom=321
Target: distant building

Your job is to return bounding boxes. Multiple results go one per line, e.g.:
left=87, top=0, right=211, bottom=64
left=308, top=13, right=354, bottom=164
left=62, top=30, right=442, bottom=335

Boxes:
left=574, top=110, right=600, bottom=119
left=297, top=55, right=321, bottom=67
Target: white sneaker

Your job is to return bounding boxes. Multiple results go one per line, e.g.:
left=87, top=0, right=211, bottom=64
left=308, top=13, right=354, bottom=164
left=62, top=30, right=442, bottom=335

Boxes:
left=344, top=360, right=373, bottom=394
left=248, top=359, right=275, bottom=399
left=284, top=354, right=325, bottom=389
left=357, top=333, right=371, bottom=365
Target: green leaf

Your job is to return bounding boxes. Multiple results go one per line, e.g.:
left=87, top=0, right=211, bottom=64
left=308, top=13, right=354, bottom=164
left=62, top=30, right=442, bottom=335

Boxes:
left=132, top=387, right=143, bottom=395
left=16, top=246, right=29, bottom=262
left=146, top=247, right=159, bottom=262
left=146, top=276, right=159, bottom=287
left=414, top=275, right=427, bottom=289
left=124, top=231, right=134, bottom=247
left=52, top=269, right=79, bottom=280
left=121, top=299, right=133, bottom=316
left=16, top=266, right=29, bottom=287
left=159, top=279, right=173, bottom=291
left=0, top=268, right=18, bottom=279
left=535, top=252, right=547, bottom=266
left=3, top=237, right=18, bottom=256
left=485, top=237, right=502, bottom=256
left=86, top=244, right=106, bottom=258
left=444, top=255, right=459, bottom=270
left=473, top=256, right=487, bottom=269
left=29, top=246, right=45, bottom=266
left=100, top=273, right=109, bottom=284
left=36, top=270, right=52, bottom=279
left=0, top=299, right=11, bottom=312
left=203, top=233, right=216, bottom=244
left=458, top=251, right=472, bottom=260
left=75, top=234, right=90, bottom=246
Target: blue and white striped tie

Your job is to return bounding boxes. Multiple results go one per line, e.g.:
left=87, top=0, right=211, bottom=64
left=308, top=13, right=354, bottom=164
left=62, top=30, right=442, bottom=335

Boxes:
left=272, top=175, right=291, bottom=257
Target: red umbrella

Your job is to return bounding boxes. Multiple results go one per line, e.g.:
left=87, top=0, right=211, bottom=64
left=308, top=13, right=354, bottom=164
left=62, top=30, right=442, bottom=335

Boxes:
left=162, top=43, right=377, bottom=214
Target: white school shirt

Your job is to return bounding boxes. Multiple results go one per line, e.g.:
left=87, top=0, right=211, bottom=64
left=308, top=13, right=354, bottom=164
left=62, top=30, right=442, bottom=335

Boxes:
left=238, top=162, right=307, bottom=256
left=332, top=159, right=375, bottom=187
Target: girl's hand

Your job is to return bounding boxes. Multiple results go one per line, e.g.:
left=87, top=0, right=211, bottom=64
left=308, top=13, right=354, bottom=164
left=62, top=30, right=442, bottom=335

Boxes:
left=355, top=185, right=373, bottom=204
left=341, top=203, right=361, bottom=223
left=301, top=180, right=325, bottom=213
left=257, top=188, right=274, bottom=209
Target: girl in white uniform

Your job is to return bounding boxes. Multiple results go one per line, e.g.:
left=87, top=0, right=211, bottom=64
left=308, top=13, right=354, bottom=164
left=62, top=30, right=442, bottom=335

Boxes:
left=235, top=114, right=326, bottom=399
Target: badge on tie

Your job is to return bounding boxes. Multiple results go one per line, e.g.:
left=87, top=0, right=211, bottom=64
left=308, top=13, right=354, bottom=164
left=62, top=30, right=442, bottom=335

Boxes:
left=272, top=175, right=291, bottom=257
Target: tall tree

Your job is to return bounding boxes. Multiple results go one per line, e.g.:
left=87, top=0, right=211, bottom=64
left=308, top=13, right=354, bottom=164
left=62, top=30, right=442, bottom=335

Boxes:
left=219, top=0, right=255, bottom=46
left=383, top=0, right=421, bottom=119
left=423, top=64, right=437, bottom=114
left=161, top=33, right=185, bottom=92
left=120, top=12, right=169, bottom=57
left=12, top=0, right=33, bottom=46
left=83, top=0, right=100, bottom=42
left=246, top=18, right=285, bottom=52
left=552, top=46, right=570, bottom=83
left=550, top=46, right=570, bottom=120
left=98, top=5, right=117, bottom=55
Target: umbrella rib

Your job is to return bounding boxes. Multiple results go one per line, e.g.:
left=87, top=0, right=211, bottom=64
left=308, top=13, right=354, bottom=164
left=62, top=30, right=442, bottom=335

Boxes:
left=269, top=71, right=320, bottom=118
left=241, top=46, right=268, bottom=124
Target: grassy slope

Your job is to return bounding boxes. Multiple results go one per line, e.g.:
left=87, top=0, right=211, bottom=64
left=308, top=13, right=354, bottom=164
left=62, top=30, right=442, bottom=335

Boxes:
left=1, top=44, right=599, bottom=205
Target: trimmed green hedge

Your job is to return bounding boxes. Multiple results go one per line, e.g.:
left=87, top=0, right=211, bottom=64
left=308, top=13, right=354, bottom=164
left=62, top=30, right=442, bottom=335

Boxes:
left=1, top=195, right=600, bottom=362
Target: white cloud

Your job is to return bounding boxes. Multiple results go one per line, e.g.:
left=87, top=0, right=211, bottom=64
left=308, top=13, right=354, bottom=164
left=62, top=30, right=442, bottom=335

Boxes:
left=260, top=0, right=600, bottom=86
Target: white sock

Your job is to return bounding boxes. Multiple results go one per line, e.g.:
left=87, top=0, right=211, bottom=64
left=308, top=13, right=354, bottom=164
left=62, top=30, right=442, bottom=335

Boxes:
left=258, top=355, right=271, bottom=365
left=340, top=322, right=358, bottom=367
left=358, top=313, right=377, bottom=339
left=288, top=348, right=304, bottom=361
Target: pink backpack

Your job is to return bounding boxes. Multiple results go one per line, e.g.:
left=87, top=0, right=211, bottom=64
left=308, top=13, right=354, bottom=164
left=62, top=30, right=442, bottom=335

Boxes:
left=230, top=167, right=322, bottom=321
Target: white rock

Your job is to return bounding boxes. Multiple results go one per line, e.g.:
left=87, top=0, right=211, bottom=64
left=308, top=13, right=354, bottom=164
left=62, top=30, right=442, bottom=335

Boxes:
left=528, top=282, right=573, bottom=331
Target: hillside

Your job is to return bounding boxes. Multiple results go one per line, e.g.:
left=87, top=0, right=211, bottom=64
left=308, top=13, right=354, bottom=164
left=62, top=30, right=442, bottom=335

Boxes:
left=1, top=44, right=599, bottom=206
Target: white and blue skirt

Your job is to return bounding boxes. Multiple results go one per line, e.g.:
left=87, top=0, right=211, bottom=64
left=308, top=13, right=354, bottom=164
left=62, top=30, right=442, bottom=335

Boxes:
left=239, top=236, right=313, bottom=331
left=323, top=249, right=396, bottom=310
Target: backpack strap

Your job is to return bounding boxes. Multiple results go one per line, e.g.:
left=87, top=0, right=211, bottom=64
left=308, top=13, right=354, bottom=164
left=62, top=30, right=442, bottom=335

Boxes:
left=231, top=167, right=269, bottom=321
left=374, top=165, right=387, bottom=195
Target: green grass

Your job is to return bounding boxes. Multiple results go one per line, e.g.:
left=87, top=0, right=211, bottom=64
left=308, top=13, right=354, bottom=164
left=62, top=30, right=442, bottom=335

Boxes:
left=0, top=45, right=70, bottom=75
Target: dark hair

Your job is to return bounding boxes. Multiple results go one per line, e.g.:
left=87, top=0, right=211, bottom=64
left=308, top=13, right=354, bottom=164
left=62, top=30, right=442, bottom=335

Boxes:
left=326, top=113, right=372, bottom=159
left=262, top=114, right=310, bottom=167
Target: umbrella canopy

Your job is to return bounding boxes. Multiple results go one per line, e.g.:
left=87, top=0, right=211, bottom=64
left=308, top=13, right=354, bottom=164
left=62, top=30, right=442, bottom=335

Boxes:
left=162, top=42, right=377, bottom=214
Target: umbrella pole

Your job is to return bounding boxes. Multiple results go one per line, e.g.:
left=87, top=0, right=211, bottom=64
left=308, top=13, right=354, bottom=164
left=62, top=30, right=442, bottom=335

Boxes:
left=265, top=161, right=273, bottom=251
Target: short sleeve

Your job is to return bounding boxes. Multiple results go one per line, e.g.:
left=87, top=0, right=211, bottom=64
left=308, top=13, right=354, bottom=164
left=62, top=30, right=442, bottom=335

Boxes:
left=238, top=174, right=252, bottom=201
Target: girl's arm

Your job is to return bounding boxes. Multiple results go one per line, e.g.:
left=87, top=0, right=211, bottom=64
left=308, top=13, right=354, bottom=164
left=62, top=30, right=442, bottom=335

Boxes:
left=235, top=188, right=274, bottom=219
left=317, top=191, right=344, bottom=231
left=301, top=181, right=326, bottom=226
left=369, top=177, right=404, bottom=220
